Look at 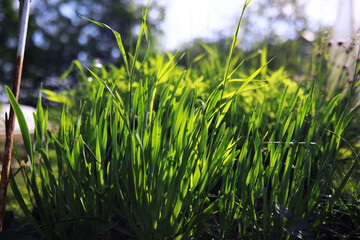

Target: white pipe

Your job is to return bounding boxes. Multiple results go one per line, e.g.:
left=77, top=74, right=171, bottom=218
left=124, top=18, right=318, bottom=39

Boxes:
left=17, top=0, right=31, bottom=58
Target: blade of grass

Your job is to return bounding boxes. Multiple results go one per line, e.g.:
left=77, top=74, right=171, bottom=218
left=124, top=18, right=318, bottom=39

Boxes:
left=221, top=0, right=252, bottom=99
left=80, top=15, right=130, bottom=76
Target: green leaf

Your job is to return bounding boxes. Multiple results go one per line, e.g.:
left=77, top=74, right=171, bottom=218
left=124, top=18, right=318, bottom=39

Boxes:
left=222, top=0, right=252, bottom=92
left=42, top=89, right=69, bottom=104
left=5, top=86, right=33, bottom=160
left=80, top=15, right=130, bottom=76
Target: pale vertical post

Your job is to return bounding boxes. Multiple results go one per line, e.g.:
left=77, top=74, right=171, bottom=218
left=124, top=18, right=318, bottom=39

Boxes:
left=0, top=0, right=31, bottom=230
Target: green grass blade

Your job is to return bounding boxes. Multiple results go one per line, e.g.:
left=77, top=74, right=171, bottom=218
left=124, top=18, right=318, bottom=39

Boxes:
left=80, top=15, right=130, bottom=76
left=130, top=2, right=149, bottom=80
left=5, top=86, right=33, bottom=160
left=222, top=0, right=252, bottom=95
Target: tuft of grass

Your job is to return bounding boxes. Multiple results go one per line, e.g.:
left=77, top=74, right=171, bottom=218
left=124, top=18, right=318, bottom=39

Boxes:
left=6, top=1, right=360, bottom=239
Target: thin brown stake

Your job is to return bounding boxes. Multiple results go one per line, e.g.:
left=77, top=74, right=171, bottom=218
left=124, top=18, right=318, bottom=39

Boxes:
left=0, top=0, right=31, bottom=231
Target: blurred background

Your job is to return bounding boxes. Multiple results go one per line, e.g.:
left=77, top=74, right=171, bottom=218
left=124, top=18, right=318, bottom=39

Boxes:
left=0, top=0, right=359, bottom=106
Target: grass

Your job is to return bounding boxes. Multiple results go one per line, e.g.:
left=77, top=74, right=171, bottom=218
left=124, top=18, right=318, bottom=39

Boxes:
left=3, top=1, right=360, bottom=239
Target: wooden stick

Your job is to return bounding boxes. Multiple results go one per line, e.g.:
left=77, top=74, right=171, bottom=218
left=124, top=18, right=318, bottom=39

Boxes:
left=0, top=0, right=31, bottom=231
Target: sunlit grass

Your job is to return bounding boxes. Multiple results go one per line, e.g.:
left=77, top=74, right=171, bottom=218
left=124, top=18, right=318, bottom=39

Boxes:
left=4, top=0, right=360, bottom=239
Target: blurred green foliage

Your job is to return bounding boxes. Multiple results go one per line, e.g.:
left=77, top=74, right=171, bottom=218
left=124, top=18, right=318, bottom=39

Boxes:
left=0, top=0, right=163, bottom=105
